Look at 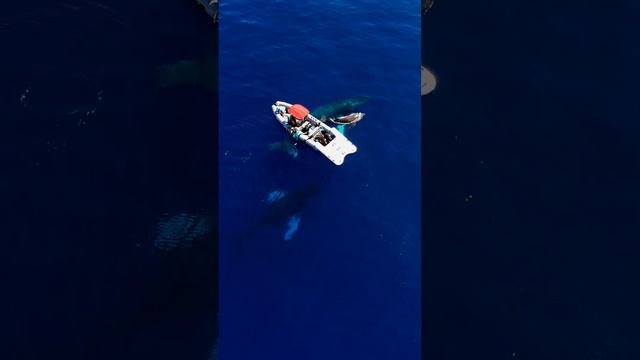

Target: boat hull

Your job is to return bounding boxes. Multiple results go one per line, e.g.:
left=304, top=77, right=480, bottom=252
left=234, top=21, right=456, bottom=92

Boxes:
left=272, top=101, right=357, bottom=165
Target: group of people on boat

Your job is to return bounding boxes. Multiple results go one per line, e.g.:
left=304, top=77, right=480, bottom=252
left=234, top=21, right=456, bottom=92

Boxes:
left=283, top=104, right=335, bottom=146
left=316, top=130, right=334, bottom=146
left=286, top=113, right=303, bottom=127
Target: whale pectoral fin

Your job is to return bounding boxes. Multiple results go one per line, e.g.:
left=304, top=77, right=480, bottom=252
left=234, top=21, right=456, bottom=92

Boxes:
left=283, top=214, right=301, bottom=241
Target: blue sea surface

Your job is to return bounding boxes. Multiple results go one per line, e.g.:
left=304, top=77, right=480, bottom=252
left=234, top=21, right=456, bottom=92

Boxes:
left=219, top=0, right=421, bottom=359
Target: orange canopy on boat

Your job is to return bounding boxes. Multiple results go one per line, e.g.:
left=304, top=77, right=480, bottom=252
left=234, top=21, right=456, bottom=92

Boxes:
left=288, top=104, right=310, bottom=120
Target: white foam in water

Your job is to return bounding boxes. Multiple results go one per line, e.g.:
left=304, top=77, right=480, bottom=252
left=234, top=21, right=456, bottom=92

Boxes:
left=283, top=215, right=301, bottom=241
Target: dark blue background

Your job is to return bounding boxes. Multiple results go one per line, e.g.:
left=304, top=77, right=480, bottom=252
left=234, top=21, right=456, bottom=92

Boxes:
left=424, top=1, right=640, bottom=358
left=1, top=1, right=217, bottom=359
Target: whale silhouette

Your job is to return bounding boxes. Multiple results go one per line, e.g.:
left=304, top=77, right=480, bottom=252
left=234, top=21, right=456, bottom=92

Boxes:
left=257, top=183, right=320, bottom=229
left=310, top=96, right=368, bottom=121
left=233, top=183, right=321, bottom=246
left=196, top=0, right=218, bottom=22
left=267, top=138, right=299, bottom=158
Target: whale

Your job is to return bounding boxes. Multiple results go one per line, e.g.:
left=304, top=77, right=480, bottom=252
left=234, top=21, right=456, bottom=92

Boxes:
left=330, top=112, right=365, bottom=125
left=232, top=183, right=321, bottom=245
left=310, top=96, right=368, bottom=121
left=257, top=183, right=320, bottom=230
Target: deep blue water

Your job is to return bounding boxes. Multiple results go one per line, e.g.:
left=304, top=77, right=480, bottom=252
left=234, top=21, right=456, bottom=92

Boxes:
left=219, top=0, right=421, bottom=359
left=425, top=1, right=640, bottom=358
left=2, top=1, right=216, bottom=359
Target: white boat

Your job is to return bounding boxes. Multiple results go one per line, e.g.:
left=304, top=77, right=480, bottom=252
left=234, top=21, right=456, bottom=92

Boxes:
left=271, top=101, right=358, bottom=166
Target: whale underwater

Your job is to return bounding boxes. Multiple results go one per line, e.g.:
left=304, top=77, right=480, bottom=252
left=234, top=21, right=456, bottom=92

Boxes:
left=233, top=183, right=321, bottom=247
left=310, top=96, right=368, bottom=121
left=258, top=183, right=321, bottom=236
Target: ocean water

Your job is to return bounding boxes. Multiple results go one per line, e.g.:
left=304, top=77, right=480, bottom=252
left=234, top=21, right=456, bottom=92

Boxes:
left=219, top=0, right=421, bottom=359
left=1, top=1, right=216, bottom=359
left=424, top=1, right=640, bottom=358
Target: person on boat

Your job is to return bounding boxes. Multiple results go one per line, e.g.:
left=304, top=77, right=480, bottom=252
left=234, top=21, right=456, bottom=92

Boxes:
left=316, top=133, right=327, bottom=146
left=287, top=104, right=310, bottom=128
left=316, top=130, right=330, bottom=145
left=287, top=114, right=297, bottom=127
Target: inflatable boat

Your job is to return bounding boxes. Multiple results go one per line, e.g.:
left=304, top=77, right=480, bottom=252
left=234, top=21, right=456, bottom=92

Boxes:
left=271, top=101, right=358, bottom=165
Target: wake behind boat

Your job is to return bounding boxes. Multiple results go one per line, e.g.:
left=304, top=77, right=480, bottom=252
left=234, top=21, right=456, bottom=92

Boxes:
left=272, top=101, right=357, bottom=165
